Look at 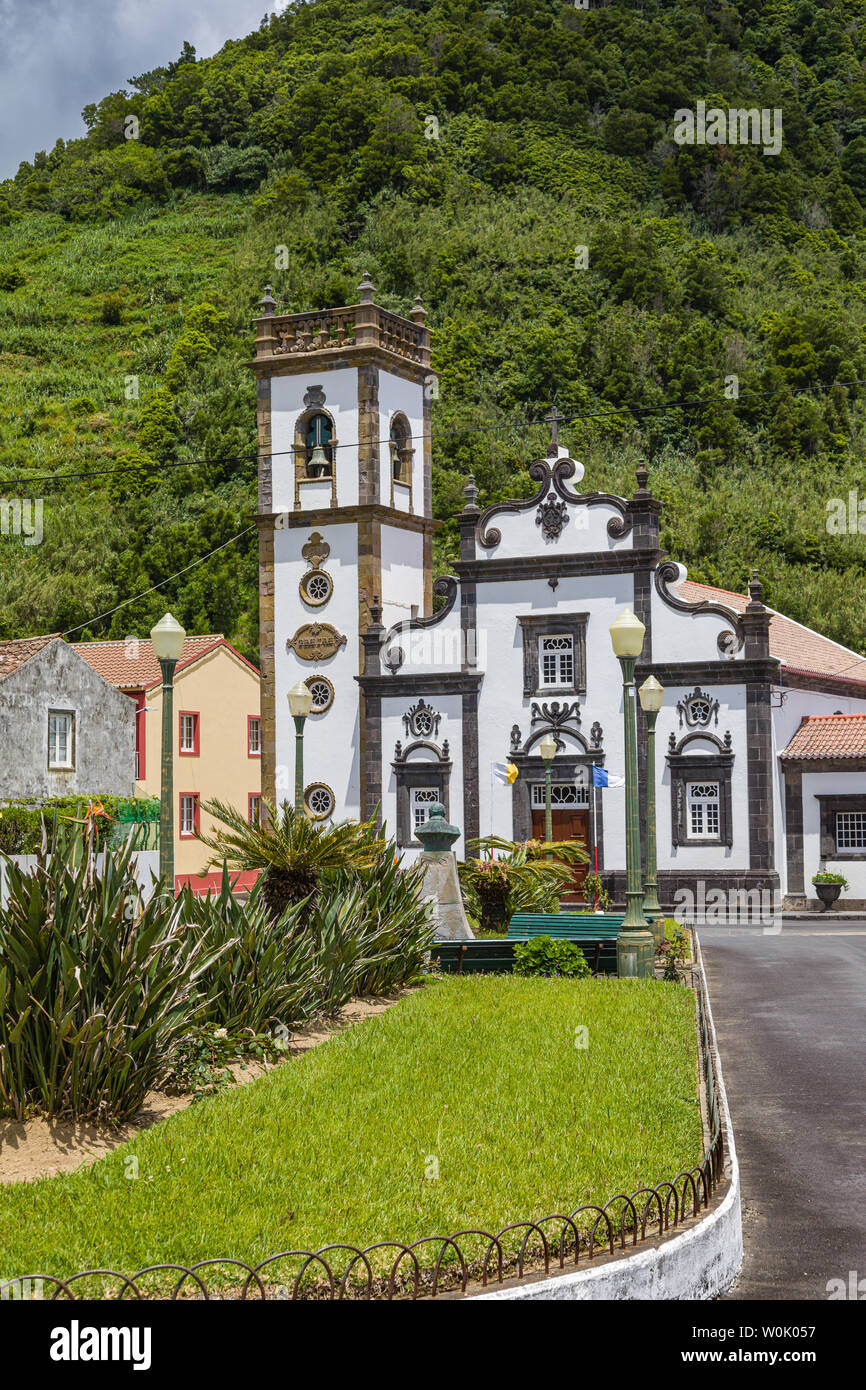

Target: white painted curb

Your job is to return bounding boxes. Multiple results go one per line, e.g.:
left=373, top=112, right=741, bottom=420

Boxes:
left=471, top=937, right=743, bottom=1300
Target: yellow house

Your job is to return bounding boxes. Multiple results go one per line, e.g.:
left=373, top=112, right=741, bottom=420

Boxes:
left=75, top=635, right=261, bottom=890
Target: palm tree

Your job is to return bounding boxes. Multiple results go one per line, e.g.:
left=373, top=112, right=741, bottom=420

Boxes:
left=198, top=799, right=386, bottom=921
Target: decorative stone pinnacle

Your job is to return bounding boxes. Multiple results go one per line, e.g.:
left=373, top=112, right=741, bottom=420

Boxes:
left=358, top=272, right=375, bottom=303
left=748, top=568, right=763, bottom=604
left=368, top=593, right=383, bottom=629
left=462, top=473, right=479, bottom=510
left=410, top=294, right=427, bottom=325
left=258, top=285, right=276, bottom=316
left=636, top=458, right=650, bottom=492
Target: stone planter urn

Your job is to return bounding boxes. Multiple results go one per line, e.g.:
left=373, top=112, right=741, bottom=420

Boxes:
left=814, top=880, right=843, bottom=912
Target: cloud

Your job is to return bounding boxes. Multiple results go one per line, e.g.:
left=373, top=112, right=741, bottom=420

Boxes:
left=0, top=0, right=273, bottom=178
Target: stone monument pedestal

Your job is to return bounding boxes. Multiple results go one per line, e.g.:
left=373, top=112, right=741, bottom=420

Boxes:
left=414, top=804, right=474, bottom=942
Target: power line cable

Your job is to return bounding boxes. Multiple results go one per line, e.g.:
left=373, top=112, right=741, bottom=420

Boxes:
left=62, top=524, right=257, bottom=638
left=4, top=374, right=866, bottom=491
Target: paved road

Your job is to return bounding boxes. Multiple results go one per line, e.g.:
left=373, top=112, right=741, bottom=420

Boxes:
left=701, top=924, right=866, bottom=1300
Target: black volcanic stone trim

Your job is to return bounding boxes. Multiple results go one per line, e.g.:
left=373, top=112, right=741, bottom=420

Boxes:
left=362, top=690, right=382, bottom=825
left=357, top=673, right=483, bottom=695
left=456, top=549, right=662, bottom=583
left=746, top=683, right=775, bottom=871
left=636, top=659, right=781, bottom=686
left=783, top=768, right=804, bottom=894
left=462, top=686, right=480, bottom=844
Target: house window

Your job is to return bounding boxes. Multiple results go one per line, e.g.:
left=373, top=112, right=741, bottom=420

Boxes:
left=48, top=710, right=74, bottom=769
left=179, top=793, right=200, bottom=838
left=836, top=811, right=866, bottom=851
left=305, top=413, right=333, bottom=477
left=539, top=635, right=574, bottom=689
left=687, top=782, right=721, bottom=840
left=411, top=787, right=439, bottom=830
left=248, top=793, right=262, bottom=827
left=179, top=711, right=199, bottom=756
left=248, top=716, right=261, bottom=756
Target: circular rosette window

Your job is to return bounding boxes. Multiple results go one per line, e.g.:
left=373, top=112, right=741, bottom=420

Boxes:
left=304, top=782, right=335, bottom=821
left=299, top=568, right=333, bottom=607
left=304, top=674, right=334, bottom=714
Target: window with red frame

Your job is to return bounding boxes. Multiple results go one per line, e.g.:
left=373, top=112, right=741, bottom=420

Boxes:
left=248, top=715, right=262, bottom=757
left=248, top=793, right=262, bottom=826
left=179, top=793, right=200, bottom=838
left=179, top=711, right=200, bottom=755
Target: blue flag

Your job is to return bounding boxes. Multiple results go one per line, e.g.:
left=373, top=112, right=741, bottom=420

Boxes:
left=592, top=765, right=625, bottom=788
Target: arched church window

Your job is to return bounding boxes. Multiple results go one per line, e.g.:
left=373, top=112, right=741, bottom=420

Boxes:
left=389, top=414, right=413, bottom=484
left=305, top=413, right=333, bottom=477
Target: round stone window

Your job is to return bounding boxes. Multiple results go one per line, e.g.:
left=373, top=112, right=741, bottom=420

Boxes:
left=305, top=675, right=334, bottom=714
left=304, top=782, right=335, bottom=821
left=299, top=569, right=333, bottom=607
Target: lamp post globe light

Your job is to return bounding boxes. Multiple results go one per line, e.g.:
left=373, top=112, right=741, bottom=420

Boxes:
left=150, top=613, right=186, bottom=889
left=608, top=608, right=655, bottom=978
left=287, top=681, right=314, bottom=814
left=638, top=674, right=665, bottom=945
left=538, top=731, right=557, bottom=852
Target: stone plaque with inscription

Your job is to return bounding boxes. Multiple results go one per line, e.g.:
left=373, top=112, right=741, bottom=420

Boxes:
left=286, top=623, right=347, bottom=661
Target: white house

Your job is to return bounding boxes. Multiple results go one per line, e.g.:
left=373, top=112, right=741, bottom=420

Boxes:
left=251, top=280, right=866, bottom=915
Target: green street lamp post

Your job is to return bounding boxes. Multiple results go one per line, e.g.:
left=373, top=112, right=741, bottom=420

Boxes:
left=638, top=674, right=665, bottom=946
left=288, top=680, right=314, bottom=814
left=609, top=609, right=655, bottom=978
left=539, top=731, right=556, bottom=853
left=150, top=613, right=186, bottom=890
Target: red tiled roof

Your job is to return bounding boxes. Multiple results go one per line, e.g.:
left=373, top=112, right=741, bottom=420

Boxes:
left=0, top=634, right=61, bottom=681
left=73, top=636, right=226, bottom=689
left=781, top=713, right=866, bottom=760
left=675, top=580, right=866, bottom=684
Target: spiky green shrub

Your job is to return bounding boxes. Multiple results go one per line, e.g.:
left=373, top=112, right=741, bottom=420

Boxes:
left=308, top=854, right=434, bottom=1011
left=197, top=798, right=386, bottom=920
left=178, top=868, right=320, bottom=1034
left=0, top=830, right=225, bottom=1123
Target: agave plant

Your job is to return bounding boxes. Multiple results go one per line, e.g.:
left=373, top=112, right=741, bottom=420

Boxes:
left=0, top=828, right=226, bottom=1122
left=197, top=798, right=386, bottom=920
left=459, top=835, right=588, bottom=933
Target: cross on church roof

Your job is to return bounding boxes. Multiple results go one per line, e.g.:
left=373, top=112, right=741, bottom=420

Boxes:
left=544, top=406, right=564, bottom=458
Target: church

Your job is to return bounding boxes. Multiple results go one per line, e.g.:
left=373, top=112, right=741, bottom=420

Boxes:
left=251, top=279, right=866, bottom=916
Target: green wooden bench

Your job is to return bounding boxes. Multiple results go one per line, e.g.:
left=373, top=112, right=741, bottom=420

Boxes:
left=430, top=936, right=618, bottom=976
left=506, top=912, right=624, bottom=940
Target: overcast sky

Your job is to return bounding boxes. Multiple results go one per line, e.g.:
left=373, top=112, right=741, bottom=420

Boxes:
left=0, top=0, right=278, bottom=179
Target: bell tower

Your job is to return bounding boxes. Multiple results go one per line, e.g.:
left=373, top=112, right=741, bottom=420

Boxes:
left=251, top=275, right=435, bottom=819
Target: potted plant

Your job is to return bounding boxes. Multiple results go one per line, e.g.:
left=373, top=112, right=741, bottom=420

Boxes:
left=811, top=871, right=849, bottom=912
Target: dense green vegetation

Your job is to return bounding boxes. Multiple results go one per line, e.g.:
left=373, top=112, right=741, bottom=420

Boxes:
left=3, top=0, right=866, bottom=655
left=0, top=975, right=701, bottom=1286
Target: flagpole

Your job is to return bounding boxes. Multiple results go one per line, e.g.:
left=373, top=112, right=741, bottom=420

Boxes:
left=589, top=769, right=598, bottom=910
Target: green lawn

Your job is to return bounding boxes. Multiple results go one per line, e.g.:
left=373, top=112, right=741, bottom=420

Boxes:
left=0, top=976, right=702, bottom=1290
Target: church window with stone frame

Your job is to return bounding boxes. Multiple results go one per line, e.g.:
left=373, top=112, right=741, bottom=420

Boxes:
left=304, top=412, right=333, bottom=477
left=687, top=782, right=721, bottom=840
left=539, top=634, right=574, bottom=689
left=411, top=787, right=439, bottom=831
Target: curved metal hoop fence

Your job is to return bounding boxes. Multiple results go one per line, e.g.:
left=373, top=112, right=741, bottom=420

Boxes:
left=1, top=966, right=724, bottom=1302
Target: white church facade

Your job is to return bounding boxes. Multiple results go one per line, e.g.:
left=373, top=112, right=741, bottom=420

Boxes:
left=252, top=280, right=866, bottom=915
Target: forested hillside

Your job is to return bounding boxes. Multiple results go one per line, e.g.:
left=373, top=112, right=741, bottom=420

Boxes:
left=3, top=0, right=866, bottom=660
